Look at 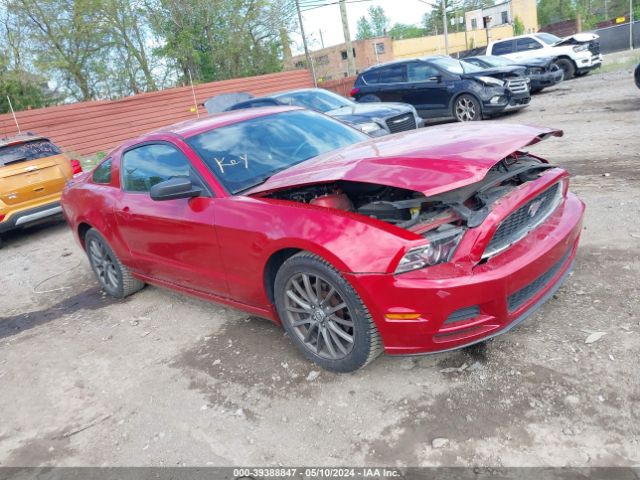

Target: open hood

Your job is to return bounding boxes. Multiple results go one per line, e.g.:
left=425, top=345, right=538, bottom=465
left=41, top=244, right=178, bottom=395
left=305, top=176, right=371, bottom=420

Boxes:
left=464, top=65, right=526, bottom=78
left=246, top=123, right=563, bottom=197
left=553, top=32, right=599, bottom=46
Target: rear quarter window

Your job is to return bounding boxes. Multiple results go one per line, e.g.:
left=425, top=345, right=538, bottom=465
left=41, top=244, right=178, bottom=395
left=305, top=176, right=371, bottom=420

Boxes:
left=377, top=65, right=407, bottom=83
left=92, top=158, right=113, bottom=184
left=0, top=139, right=61, bottom=166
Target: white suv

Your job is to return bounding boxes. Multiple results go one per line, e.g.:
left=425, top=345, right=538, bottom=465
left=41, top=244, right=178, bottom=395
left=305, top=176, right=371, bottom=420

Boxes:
left=487, top=32, right=603, bottom=79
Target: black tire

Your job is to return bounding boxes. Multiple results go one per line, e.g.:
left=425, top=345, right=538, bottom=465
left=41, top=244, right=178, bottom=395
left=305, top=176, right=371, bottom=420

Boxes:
left=358, top=94, right=381, bottom=103
left=554, top=58, right=575, bottom=79
left=85, top=228, right=145, bottom=298
left=453, top=94, right=482, bottom=122
left=274, top=252, right=383, bottom=372
left=574, top=70, right=590, bottom=77
left=530, top=87, right=543, bottom=94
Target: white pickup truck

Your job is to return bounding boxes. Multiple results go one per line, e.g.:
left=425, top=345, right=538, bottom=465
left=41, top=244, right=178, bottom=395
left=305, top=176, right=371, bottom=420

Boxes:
left=486, top=32, right=603, bottom=79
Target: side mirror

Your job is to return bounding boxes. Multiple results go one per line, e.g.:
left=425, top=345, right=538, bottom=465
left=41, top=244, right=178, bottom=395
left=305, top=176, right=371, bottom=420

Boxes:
left=427, top=75, right=442, bottom=83
left=150, top=177, right=202, bottom=201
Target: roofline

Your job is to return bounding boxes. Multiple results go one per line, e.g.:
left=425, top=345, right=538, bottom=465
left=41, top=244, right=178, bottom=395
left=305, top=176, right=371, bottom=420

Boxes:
left=0, top=132, right=48, bottom=147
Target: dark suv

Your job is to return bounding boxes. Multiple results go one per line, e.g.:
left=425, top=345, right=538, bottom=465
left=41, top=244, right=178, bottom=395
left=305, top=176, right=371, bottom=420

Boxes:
left=350, top=56, right=531, bottom=122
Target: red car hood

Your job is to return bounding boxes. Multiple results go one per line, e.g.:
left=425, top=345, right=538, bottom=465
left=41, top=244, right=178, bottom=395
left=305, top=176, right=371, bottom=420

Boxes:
left=246, top=123, right=562, bottom=197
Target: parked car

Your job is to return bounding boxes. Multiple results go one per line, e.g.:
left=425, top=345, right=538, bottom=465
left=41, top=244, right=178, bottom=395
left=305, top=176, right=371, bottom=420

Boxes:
left=204, top=88, right=424, bottom=136
left=61, top=107, right=584, bottom=372
left=0, top=133, right=82, bottom=242
left=486, top=32, right=602, bottom=79
left=635, top=62, right=640, bottom=89
left=464, top=55, right=564, bottom=93
left=350, top=56, right=531, bottom=122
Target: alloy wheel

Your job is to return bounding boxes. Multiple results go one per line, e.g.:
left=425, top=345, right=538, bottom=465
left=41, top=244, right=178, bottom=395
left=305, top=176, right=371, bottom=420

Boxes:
left=88, top=237, right=120, bottom=290
left=283, top=272, right=355, bottom=360
left=455, top=96, right=477, bottom=121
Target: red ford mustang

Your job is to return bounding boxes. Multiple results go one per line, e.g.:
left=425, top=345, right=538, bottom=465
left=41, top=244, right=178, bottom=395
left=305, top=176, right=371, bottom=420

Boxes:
left=61, top=107, right=584, bottom=372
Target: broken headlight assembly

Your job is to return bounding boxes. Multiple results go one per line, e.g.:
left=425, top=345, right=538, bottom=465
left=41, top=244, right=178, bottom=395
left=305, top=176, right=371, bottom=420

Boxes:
left=395, top=227, right=465, bottom=274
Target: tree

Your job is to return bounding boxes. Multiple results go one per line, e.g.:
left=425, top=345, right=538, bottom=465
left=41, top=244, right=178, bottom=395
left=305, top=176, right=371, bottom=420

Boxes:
left=368, top=5, right=389, bottom=36
left=388, top=23, right=426, bottom=40
left=356, top=16, right=373, bottom=40
left=513, top=15, right=524, bottom=34
left=0, top=54, right=59, bottom=113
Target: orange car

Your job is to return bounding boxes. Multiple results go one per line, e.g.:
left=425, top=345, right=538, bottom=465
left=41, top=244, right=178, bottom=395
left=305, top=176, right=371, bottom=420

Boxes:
left=0, top=133, right=82, bottom=241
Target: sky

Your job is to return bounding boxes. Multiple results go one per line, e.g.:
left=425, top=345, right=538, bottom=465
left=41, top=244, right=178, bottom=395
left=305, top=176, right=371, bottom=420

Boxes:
left=292, top=0, right=436, bottom=53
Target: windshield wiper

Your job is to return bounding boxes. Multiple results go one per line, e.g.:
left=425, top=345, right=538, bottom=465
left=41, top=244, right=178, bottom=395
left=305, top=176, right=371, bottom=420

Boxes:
left=1, top=156, right=28, bottom=166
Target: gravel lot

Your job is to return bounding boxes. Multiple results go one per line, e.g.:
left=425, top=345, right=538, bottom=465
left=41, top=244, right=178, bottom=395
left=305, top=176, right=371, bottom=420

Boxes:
left=1, top=52, right=639, bottom=467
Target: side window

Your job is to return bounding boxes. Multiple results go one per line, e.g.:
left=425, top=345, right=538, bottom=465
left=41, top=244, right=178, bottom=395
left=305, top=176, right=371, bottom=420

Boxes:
left=516, top=38, right=543, bottom=51
left=407, top=63, right=440, bottom=82
left=361, top=71, right=379, bottom=84
left=377, top=65, right=407, bottom=84
left=492, top=40, right=514, bottom=55
left=92, top=158, right=112, bottom=184
left=121, top=144, right=192, bottom=193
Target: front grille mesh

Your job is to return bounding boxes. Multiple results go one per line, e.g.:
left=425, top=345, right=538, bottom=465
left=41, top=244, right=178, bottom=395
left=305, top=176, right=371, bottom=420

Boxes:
left=507, top=79, right=528, bottom=94
left=588, top=41, right=600, bottom=55
left=444, top=305, right=481, bottom=325
left=485, top=183, right=562, bottom=258
left=507, top=248, right=571, bottom=312
left=386, top=114, right=416, bottom=133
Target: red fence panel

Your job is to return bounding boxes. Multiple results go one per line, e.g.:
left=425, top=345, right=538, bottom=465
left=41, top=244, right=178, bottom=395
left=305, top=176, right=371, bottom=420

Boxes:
left=0, top=69, right=313, bottom=157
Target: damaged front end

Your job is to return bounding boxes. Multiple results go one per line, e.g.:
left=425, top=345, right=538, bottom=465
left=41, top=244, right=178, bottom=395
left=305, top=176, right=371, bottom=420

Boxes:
left=261, top=153, right=557, bottom=271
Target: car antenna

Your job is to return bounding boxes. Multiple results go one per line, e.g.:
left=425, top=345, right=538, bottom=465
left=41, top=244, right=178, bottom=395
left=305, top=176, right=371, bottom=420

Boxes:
left=187, top=69, right=200, bottom=119
left=6, top=96, right=22, bottom=134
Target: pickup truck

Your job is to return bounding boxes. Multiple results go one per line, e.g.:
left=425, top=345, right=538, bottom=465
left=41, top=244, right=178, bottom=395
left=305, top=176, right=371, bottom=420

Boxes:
left=486, top=32, right=603, bottom=79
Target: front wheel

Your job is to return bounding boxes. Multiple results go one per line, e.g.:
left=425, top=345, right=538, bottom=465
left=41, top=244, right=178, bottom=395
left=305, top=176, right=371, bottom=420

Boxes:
left=554, top=58, right=575, bottom=79
left=453, top=94, right=481, bottom=122
left=274, top=252, right=383, bottom=372
left=85, top=228, right=145, bottom=298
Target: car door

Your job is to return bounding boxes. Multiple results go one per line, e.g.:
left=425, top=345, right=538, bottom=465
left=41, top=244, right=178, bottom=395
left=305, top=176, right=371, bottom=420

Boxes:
left=403, top=62, right=452, bottom=116
left=370, top=64, right=409, bottom=102
left=511, top=37, right=545, bottom=61
left=114, top=142, right=228, bottom=296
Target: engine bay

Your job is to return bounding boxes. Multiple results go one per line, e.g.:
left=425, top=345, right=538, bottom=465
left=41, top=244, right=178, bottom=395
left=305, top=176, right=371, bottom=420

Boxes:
left=265, top=153, right=552, bottom=233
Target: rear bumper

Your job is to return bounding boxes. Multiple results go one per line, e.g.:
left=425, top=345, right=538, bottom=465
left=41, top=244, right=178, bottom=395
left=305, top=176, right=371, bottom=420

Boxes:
left=346, top=193, right=585, bottom=355
left=0, top=201, right=63, bottom=233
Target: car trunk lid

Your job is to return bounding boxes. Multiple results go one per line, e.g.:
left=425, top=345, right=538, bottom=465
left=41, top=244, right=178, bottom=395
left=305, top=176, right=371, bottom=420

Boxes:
left=0, top=155, right=70, bottom=205
left=246, top=123, right=562, bottom=197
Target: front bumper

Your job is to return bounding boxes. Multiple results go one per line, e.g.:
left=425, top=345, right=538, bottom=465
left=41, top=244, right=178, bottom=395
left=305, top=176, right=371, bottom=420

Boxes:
left=0, top=201, right=63, bottom=233
left=577, top=53, right=603, bottom=72
left=530, top=69, right=564, bottom=90
left=346, top=192, right=585, bottom=355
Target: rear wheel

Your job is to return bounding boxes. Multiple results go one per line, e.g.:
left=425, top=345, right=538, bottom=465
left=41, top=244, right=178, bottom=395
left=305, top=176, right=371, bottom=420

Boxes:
left=554, top=58, right=575, bottom=79
left=274, top=252, right=383, bottom=372
left=358, top=94, right=381, bottom=103
left=85, top=228, right=144, bottom=298
left=453, top=94, right=481, bottom=122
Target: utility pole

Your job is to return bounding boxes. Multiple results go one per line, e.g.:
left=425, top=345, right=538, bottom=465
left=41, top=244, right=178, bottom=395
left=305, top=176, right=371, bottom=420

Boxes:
left=295, top=0, right=317, bottom=87
left=339, top=0, right=357, bottom=76
left=441, top=0, right=449, bottom=55
left=319, top=29, right=325, bottom=49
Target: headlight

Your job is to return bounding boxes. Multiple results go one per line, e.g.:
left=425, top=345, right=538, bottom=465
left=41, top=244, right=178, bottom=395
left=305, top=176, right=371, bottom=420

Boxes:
left=395, top=227, right=464, bottom=274
left=357, top=122, right=383, bottom=134
left=476, top=76, right=505, bottom=87
left=573, top=44, right=589, bottom=52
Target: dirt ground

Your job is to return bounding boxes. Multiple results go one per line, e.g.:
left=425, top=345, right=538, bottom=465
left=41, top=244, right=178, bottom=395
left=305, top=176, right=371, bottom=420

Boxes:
left=1, top=52, right=639, bottom=468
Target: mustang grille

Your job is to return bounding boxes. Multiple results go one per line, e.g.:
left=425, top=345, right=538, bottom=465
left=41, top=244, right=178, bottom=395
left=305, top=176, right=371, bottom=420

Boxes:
left=507, top=247, right=572, bottom=312
left=484, top=183, right=562, bottom=258
left=507, top=78, right=529, bottom=94
left=386, top=114, right=416, bottom=133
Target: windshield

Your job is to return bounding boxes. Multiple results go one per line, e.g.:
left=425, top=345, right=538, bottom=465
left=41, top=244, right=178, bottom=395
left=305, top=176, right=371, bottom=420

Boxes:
left=0, top=139, right=61, bottom=166
left=431, top=57, right=482, bottom=74
left=186, top=110, right=367, bottom=194
left=536, top=33, right=562, bottom=45
left=275, top=90, right=353, bottom=113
